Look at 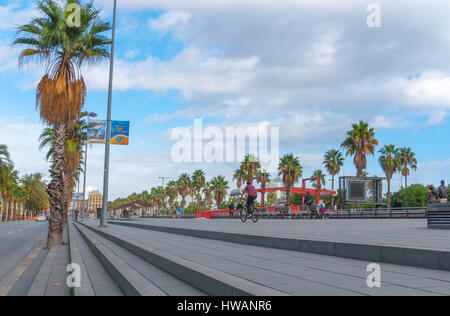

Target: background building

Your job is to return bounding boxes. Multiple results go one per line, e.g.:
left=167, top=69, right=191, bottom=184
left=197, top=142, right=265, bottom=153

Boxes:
left=88, top=190, right=103, bottom=213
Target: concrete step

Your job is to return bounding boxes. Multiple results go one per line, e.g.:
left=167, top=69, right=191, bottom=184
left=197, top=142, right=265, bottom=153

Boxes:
left=76, top=222, right=288, bottom=296
left=73, top=222, right=205, bottom=296
left=108, top=220, right=450, bottom=272
left=68, top=222, right=123, bottom=296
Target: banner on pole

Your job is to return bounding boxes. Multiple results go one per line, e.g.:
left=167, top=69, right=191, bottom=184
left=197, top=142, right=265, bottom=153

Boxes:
left=87, top=120, right=130, bottom=145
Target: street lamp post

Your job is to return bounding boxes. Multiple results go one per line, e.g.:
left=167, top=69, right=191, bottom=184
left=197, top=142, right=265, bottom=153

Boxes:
left=100, top=0, right=117, bottom=227
left=82, top=112, right=97, bottom=221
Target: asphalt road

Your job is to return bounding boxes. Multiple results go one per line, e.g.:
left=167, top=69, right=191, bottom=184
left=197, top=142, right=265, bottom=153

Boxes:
left=0, top=221, right=48, bottom=283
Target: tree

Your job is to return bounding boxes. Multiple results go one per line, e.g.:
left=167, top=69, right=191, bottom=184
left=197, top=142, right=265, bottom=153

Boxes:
left=0, top=165, right=18, bottom=222
left=240, top=154, right=261, bottom=182
left=341, top=121, right=378, bottom=177
left=22, top=173, right=49, bottom=219
left=379, top=144, right=401, bottom=208
left=396, top=147, right=417, bottom=188
left=233, top=168, right=246, bottom=191
left=203, top=182, right=214, bottom=210
left=323, top=149, right=344, bottom=209
left=278, top=154, right=302, bottom=204
left=192, top=170, right=206, bottom=204
left=14, top=0, right=111, bottom=247
left=0, top=145, right=11, bottom=167
left=311, top=170, right=326, bottom=189
left=210, top=176, right=229, bottom=209
left=391, top=184, right=427, bottom=208
left=177, top=173, right=191, bottom=211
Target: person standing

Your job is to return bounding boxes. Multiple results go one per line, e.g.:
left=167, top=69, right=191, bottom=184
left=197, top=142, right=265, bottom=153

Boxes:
left=427, top=186, right=438, bottom=202
left=438, top=180, right=448, bottom=203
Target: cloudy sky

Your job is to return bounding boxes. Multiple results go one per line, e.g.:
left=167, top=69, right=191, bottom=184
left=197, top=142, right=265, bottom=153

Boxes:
left=1, top=0, right=449, bottom=200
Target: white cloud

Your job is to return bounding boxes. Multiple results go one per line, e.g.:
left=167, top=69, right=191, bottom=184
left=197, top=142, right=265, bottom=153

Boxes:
left=149, top=10, right=191, bottom=32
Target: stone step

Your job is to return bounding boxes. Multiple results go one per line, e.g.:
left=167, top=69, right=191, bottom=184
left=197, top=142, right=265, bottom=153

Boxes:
left=107, top=220, right=450, bottom=272
left=74, top=223, right=167, bottom=296
left=76, top=222, right=288, bottom=296
left=68, top=222, right=123, bottom=296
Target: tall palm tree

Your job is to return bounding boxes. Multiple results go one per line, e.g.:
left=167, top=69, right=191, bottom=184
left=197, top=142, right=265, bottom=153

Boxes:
left=177, top=173, right=191, bottom=211
left=278, top=154, right=303, bottom=204
left=14, top=0, right=111, bottom=247
left=40, top=111, right=88, bottom=225
left=323, top=149, right=344, bottom=209
left=341, top=121, right=379, bottom=177
left=1, top=166, right=18, bottom=222
left=166, top=181, right=179, bottom=214
left=379, top=144, right=401, bottom=208
left=311, top=170, right=326, bottom=189
left=240, top=154, right=261, bottom=182
left=233, top=167, right=246, bottom=191
left=192, top=170, right=206, bottom=199
left=210, top=176, right=229, bottom=209
left=396, top=147, right=417, bottom=188
left=22, top=173, right=48, bottom=219
left=203, top=182, right=214, bottom=210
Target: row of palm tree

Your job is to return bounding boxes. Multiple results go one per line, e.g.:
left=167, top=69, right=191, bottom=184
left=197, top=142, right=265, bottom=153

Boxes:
left=14, top=0, right=112, bottom=247
left=111, top=119, right=418, bottom=213
left=0, top=145, right=49, bottom=222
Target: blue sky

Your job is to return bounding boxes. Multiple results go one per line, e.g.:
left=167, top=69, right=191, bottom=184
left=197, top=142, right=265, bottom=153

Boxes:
left=1, top=0, right=449, bottom=199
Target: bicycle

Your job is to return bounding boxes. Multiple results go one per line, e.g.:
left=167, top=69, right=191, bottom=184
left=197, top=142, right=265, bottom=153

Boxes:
left=239, top=205, right=259, bottom=223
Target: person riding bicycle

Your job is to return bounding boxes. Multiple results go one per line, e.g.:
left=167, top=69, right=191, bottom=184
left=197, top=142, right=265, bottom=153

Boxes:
left=243, top=181, right=258, bottom=214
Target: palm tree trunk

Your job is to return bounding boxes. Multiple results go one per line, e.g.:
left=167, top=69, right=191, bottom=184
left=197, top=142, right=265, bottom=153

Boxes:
left=387, top=179, right=391, bottom=209
left=47, top=123, right=67, bottom=248
left=331, top=175, right=335, bottom=210
left=286, top=187, right=291, bottom=205
left=405, top=175, right=408, bottom=188
left=5, top=201, right=10, bottom=222
left=0, top=197, right=4, bottom=222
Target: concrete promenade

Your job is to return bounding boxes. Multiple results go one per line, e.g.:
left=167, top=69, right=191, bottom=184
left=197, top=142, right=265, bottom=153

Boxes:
left=79, top=219, right=450, bottom=296
left=111, top=218, right=450, bottom=251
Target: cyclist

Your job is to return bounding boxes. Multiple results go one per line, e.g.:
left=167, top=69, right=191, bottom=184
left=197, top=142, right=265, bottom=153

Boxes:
left=242, top=181, right=258, bottom=214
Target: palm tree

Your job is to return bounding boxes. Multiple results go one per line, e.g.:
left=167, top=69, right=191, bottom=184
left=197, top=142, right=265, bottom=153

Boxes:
left=192, top=170, right=206, bottom=198
left=0, top=145, right=11, bottom=167
left=15, top=0, right=111, bottom=246
left=177, top=174, right=191, bottom=212
left=311, top=170, right=326, bottom=189
left=210, top=176, right=229, bottom=209
left=278, top=154, right=303, bottom=204
left=397, top=147, right=417, bottom=188
left=203, top=182, right=214, bottom=210
left=22, top=173, right=48, bottom=219
left=166, top=181, right=179, bottom=214
left=39, top=112, right=88, bottom=226
left=233, top=168, right=246, bottom=191
left=240, top=154, right=261, bottom=182
left=379, top=144, right=401, bottom=208
left=341, top=121, right=379, bottom=177
left=323, top=149, right=344, bottom=209
left=1, top=166, right=18, bottom=222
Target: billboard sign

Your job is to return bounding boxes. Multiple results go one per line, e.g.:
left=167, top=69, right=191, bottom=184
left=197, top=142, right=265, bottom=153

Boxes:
left=87, top=120, right=130, bottom=145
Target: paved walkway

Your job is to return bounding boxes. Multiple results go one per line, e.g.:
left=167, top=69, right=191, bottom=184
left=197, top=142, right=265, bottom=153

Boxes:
left=89, top=221, right=450, bottom=296
left=111, top=218, right=450, bottom=251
